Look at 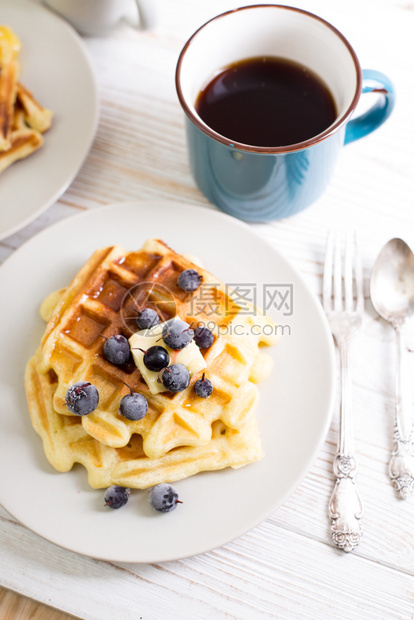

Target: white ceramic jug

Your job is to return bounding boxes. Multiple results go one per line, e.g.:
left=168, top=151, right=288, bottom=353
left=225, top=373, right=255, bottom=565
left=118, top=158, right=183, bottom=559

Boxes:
left=44, top=0, right=157, bottom=36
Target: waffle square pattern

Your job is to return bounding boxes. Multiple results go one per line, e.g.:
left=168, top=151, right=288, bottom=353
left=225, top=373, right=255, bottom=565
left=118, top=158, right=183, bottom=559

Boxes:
left=25, top=239, right=278, bottom=488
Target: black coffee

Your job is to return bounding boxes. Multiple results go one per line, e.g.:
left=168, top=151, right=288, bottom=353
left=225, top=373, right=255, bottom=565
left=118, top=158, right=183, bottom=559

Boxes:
left=195, top=56, right=337, bottom=147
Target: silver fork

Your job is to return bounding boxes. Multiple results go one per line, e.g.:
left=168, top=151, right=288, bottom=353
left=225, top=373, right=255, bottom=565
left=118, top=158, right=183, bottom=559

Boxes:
left=323, top=231, right=364, bottom=553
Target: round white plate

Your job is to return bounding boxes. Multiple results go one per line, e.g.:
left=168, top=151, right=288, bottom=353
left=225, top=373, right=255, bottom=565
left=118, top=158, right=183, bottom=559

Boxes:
left=0, top=201, right=335, bottom=563
left=0, top=0, right=98, bottom=241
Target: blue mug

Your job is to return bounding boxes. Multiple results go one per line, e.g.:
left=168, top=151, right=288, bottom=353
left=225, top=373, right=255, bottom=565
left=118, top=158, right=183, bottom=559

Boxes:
left=176, top=5, right=395, bottom=222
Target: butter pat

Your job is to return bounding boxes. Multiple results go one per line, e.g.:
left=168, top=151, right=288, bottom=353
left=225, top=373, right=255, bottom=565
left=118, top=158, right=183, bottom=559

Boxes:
left=129, top=320, right=206, bottom=394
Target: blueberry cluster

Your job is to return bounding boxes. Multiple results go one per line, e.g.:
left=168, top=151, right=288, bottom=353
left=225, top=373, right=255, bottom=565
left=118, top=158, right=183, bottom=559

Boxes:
left=134, top=271, right=216, bottom=397
left=69, top=267, right=224, bottom=520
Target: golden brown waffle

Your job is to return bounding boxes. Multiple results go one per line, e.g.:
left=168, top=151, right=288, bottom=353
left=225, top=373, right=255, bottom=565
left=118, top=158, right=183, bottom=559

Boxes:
left=16, top=82, right=53, bottom=133
left=0, top=104, right=43, bottom=174
left=0, top=26, right=52, bottom=172
left=0, top=26, right=20, bottom=151
left=26, top=351, right=263, bottom=489
left=26, top=239, right=277, bottom=488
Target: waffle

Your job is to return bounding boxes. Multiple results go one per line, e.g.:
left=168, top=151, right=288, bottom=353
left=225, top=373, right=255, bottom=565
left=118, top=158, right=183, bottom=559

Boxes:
left=0, top=25, right=53, bottom=173
left=0, top=26, right=20, bottom=151
left=26, top=351, right=263, bottom=489
left=16, top=82, right=53, bottom=133
left=0, top=104, right=43, bottom=174
left=25, top=239, right=278, bottom=488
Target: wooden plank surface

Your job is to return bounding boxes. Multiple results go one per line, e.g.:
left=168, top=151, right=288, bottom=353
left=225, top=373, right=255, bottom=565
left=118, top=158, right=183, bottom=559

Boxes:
left=1, top=0, right=414, bottom=618
left=0, top=587, right=75, bottom=619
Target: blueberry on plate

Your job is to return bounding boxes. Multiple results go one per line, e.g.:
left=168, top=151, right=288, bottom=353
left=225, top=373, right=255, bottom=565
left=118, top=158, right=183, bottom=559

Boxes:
left=104, top=485, right=131, bottom=509
left=194, top=374, right=213, bottom=398
left=65, top=381, right=99, bottom=415
left=119, top=388, right=148, bottom=420
left=149, top=483, right=181, bottom=513
left=160, top=364, right=190, bottom=393
left=103, top=334, right=131, bottom=365
left=193, top=326, right=214, bottom=349
left=162, top=318, right=194, bottom=350
left=177, top=269, right=202, bottom=292
left=136, top=308, right=160, bottom=330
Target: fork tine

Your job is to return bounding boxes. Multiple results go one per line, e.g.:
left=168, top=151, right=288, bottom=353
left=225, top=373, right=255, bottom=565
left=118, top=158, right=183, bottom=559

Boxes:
left=354, top=232, right=364, bottom=313
left=344, top=230, right=353, bottom=311
left=323, top=231, right=333, bottom=311
left=333, top=232, right=342, bottom=311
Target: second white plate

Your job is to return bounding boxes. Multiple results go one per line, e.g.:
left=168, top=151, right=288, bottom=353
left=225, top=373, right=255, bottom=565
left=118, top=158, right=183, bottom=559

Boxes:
left=0, top=0, right=99, bottom=240
left=0, top=200, right=335, bottom=562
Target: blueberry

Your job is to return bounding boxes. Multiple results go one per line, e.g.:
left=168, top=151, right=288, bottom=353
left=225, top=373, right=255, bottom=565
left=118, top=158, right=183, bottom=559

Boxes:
left=143, top=346, right=170, bottom=372
left=162, top=318, right=194, bottom=350
left=194, top=374, right=213, bottom=398
left=160, top=364, right=190, bottom=392
left=65, top=381, right=99, bottom=415
left=136, top=308, right=159, bottom=330
left=177, top=269, right=202, bottom=292
left=149, top=483, right=181, bottom=513
left=104, top=485, right=131, bottom=509
left=193, top=326, right=214, bottom=349
left=120, top=390, right=148, bottom=420
left=103, top=334, right=131, bottom=365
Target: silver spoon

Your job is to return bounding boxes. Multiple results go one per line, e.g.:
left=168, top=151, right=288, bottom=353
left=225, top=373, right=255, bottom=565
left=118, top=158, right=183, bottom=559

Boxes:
left=370, top=238, right=414, bottom=499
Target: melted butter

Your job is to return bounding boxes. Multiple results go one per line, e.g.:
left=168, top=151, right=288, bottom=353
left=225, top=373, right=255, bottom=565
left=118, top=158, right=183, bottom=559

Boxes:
left=39, top=288, right=66, bottom=322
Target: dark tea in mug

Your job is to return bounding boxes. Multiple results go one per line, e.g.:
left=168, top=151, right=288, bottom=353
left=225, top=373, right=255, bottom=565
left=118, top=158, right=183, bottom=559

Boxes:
left=195, top=56, right=337, bottom=147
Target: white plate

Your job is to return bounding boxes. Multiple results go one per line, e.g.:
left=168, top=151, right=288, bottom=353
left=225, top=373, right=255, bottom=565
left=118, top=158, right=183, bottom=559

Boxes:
left=0, top=201, right=335, bottom=563
left=0, top=0, right=98, bottom=241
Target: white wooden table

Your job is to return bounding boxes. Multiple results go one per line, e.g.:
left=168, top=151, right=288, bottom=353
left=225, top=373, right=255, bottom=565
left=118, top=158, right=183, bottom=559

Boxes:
left=1, top=0, right=414, bottom=618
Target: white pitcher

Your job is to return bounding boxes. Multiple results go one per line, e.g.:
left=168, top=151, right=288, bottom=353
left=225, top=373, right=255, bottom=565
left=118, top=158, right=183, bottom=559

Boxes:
left=43, top=0, right=157, bottom=36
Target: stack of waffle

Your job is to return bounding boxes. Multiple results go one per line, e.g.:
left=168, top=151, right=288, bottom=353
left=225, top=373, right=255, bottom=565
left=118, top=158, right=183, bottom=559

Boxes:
left=0, top=25, right=53, bottom=174
left=25, top=239, right=278, bottom=489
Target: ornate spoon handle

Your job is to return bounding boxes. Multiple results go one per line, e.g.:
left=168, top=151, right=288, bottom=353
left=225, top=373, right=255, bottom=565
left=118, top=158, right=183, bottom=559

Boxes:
left=389, top=432, right=414, bottom=498
left=389, top=327, right=414, bottom=498
left=328, top=340, right=362, bottom=552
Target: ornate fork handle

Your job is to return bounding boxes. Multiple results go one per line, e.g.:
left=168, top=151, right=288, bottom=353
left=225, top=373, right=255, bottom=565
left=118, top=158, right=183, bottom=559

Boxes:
left=328, top=338, right=362, bottom=552
left=329, top=454, right=363, bottom=552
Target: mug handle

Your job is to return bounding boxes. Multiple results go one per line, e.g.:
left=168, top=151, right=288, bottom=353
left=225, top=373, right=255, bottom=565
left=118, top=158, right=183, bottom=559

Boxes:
left=344, top=69, right=395, bottom=145
left=125, top=0, right=158, bottom=30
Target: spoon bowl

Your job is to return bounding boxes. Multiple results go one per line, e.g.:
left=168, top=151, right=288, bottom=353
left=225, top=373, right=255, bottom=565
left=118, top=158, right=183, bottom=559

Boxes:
left=370, top=238, right=414, bottom=327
